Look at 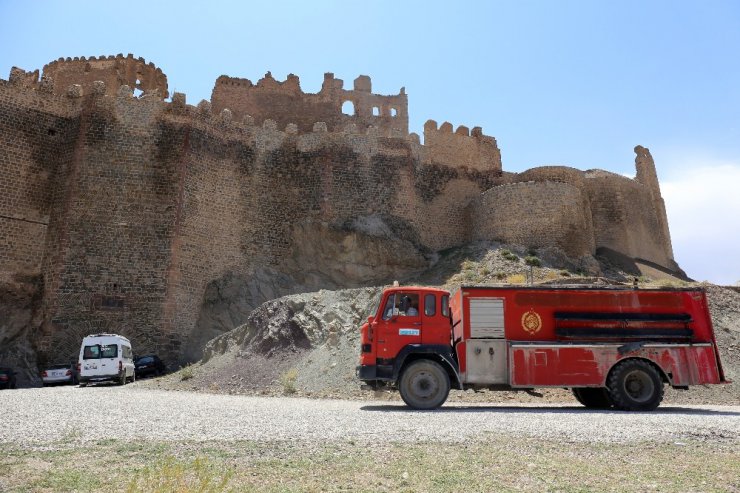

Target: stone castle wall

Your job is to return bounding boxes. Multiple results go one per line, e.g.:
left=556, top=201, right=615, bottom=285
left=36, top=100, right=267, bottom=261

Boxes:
left=0, top=55, right=678, bottom=365
left=42, top=54, right=168, bottom=98
left=0, top=79, right=80, bottom=283
left=469, top=181, right=595, bottom=258
left=211, top=72, right=408, bottom=134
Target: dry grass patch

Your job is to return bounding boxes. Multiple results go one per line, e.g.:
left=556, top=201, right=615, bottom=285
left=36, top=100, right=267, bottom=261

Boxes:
left=1, top=437, right=738, bottom=492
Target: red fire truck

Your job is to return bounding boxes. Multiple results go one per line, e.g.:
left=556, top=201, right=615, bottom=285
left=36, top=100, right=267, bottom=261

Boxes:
left=357, top=284, right=728, bottom=410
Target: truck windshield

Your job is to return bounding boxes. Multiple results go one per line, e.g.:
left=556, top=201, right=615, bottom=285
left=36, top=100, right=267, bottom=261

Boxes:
left=83, top=344, right=118, bottom=359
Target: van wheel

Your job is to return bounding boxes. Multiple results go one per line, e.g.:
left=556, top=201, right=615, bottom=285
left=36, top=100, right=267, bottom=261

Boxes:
left=118, top=372, right=126, bottom=386
left=607, top=359, right=664, bottom=411
left=399, top=360, right=450, bottom=410
left=572, top=388, right=613, bottom=409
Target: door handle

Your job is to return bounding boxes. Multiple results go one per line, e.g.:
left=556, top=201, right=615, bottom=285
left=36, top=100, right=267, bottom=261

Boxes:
left=412, top=322, right=422, bottom=326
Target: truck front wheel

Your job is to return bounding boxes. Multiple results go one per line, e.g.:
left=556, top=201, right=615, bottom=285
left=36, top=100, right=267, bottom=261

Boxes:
left=607, top=359, right=664, bottom=411
left=572, top=388, right=613, bottom=409
left=399, top=360, right=450, bottom=410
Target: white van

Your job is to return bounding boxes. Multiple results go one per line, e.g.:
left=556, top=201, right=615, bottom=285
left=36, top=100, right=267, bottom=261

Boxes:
left=78, top=333, right=135, bottom=386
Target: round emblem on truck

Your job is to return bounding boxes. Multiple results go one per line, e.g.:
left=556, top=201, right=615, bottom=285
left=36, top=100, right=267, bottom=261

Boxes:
left=521, top=310, right=542, bottom=334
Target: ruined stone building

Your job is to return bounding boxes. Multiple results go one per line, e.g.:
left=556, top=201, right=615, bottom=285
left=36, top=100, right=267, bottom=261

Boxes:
left=0, top=54, right=680, bottom=370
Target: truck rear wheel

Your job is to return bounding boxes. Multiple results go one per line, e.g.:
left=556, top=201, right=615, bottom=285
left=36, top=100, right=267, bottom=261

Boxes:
left=607, top=359, right=664, bottom=411
left=399, top=360, right=450, bottom=410
left=572, top=388, right=613, bottom=409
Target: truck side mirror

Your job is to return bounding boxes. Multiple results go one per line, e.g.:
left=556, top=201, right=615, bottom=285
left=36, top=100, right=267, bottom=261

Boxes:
left=367, top=316, right=374, bottom=324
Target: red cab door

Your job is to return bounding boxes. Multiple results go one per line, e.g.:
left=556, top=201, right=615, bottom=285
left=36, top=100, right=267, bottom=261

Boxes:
left=376, top=291, right=422, bottom=361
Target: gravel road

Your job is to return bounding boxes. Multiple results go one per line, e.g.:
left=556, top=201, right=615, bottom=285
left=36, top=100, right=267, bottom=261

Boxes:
left=1, top=386, right=738, bottom=446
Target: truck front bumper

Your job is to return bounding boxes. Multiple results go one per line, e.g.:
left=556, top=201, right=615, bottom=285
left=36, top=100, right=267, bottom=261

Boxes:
left=356, top=365, right=377, bottom=380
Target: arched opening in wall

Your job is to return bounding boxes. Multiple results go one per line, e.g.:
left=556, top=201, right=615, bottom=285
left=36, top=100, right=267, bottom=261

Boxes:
left=342, top=100, right=355, bottom=116
left=372, top=106, right=380, bottom=116
left=390, top=107, right=398, bottom=117
left=133, top=78, right=143, bottom=98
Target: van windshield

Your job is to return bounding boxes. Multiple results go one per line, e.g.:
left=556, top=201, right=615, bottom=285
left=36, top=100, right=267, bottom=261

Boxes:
left=83, top=344, right=118, bottom=359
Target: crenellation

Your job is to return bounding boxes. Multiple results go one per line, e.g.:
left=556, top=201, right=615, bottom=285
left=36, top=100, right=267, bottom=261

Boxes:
left=67, top=84, right=83, bottom=98
left=354, top=75, right=372, bottom=92
left=423, top=118, right=502, bottom=174
left=9, top=67, right=39, bottom=88
left=197, top=99, right=211, bottom=116
left=92, top=80, right=106, bottom=96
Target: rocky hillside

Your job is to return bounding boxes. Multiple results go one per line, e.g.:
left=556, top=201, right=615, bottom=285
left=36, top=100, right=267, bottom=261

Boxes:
left=144, top=245, right=739, bottom=405
left=0, top=274, right=42, bottom=386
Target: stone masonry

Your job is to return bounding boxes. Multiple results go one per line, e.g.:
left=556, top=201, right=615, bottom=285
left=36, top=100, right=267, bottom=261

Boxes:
left=0, top=55, right=678, bottom=368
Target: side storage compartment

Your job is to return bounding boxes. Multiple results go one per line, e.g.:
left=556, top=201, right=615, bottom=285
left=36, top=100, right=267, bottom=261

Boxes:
left=465, top=339, right=508, bottom=384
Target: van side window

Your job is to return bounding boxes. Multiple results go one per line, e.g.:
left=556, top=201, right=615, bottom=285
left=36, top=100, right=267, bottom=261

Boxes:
left=441, top=295, right=449, bottom=317
left=424, top=294, right=436, bottom=316
left=122, top=345, right=132, bottom=359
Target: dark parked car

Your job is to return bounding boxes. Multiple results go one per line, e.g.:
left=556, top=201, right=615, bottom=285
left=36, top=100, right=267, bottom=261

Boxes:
left=0, top=367, right=17, bottom=389
left=41, top=363, right=78, bottom=386
left=134, top=355, right=166, bottom=378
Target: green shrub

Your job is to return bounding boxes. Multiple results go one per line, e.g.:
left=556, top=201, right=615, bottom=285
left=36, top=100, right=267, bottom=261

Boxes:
left=280, top=368, right=298, bottom=394
left=180, top=365, right=194, bottom=381
left=501, top=249, right=519, bottom=262
left=524, top=256, right=541, bottom=267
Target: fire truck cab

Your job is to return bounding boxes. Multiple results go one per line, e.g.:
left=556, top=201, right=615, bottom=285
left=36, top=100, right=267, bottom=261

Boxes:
left=357, top=285, right=728, bottom=411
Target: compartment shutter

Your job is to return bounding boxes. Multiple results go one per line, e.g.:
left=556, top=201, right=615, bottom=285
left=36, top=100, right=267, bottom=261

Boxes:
left=470, top=298, right=505, bottom=338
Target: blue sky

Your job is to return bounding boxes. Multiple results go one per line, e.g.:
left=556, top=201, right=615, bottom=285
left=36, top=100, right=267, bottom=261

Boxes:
left=1, top=0, right=738, bottom=284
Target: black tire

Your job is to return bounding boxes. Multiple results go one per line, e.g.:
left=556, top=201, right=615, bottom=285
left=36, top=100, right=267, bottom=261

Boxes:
left=79, top=382, right=87, bottom=387
left=607, top=359, right=664, bottom=411
left=398, top=360, right=450, bottom=410
left=572, top=388, right=613, bottom=409
left=118, top=371, right=126, bottom=386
